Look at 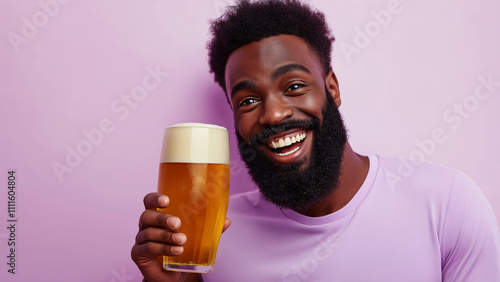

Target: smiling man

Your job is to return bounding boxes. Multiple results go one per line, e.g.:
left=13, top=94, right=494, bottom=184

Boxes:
left=131, top=1, right=500, bottom=281
left=227, top=34, right=368, bottom=217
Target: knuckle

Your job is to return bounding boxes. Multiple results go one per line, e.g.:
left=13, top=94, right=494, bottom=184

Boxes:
left=164, top=230, right=173, bottom=244
left=143, top=193, right=153, bottom=206
left=139, top=210, right=148, bottom=221
left=165, top=244, right=173, bottom=256
left=145, top=242, right=157, bottom=254
left=139, top=211, right=150, bottom=228
left=143, top=192, right=159, bottom=208
left=130, top=245, right=139, bottom=261
left=156, top=212, right=167, bottom=227
left=142, top=228, right=150, bottom=239
left=141, top=228, right=154, bottom=243
left=135, top=230, right=143, bottom=243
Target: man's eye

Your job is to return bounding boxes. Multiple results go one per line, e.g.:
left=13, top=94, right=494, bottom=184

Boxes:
left=286, top=83, right=306, bottom=92
left=239, top=98, right=259, bottom=107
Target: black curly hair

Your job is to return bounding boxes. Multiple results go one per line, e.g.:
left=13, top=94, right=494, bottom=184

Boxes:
left=207, top=0, right=335, bottom=104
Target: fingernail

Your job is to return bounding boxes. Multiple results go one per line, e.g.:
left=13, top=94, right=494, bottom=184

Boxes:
left=171, top=246, right=183, bottom=255
left=158, top=196, right=168, bottom=206
left=167, top=217, right=181, bottom=229
left=173, top=233, right=187, bottom=244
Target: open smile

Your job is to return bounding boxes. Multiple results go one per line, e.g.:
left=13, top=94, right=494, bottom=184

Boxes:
left=261, top=129, right=311, bottom=164
left=268, top=130, right=308, bottom=156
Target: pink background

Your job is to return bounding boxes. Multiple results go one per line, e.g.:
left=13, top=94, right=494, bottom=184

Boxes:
left=1, top=0, right=499, bottom=281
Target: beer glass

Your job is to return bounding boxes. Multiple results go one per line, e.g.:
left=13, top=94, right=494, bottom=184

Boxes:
left=157, top=123, right=230, bottom=273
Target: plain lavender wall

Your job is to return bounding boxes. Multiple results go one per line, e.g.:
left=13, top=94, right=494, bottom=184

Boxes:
left=1, top=0, right=499, bottom=281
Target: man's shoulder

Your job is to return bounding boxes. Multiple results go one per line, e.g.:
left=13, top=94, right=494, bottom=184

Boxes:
left=377, top=155, right=460, bottom=174
left=373, top=155, right=482, bottom=205
left=375, top=155, right=467, bottom=187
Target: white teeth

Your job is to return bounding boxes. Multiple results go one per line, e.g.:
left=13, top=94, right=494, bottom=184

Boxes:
left=279, top=139, right=285, bottom=147
left=267, top=132, right=307, bottom=150
left=271, top=141, right=278, bottom=149
left=274, top=146, right=300, bottom=156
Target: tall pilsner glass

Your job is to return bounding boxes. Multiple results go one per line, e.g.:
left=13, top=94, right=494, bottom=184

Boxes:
left=157, top=123, right=230, bottom=273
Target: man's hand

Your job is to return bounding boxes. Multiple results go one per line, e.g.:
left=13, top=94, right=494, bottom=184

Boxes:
left=131, top=192, right=231, bottom=282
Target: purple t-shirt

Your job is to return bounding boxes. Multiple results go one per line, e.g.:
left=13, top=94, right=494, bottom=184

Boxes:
left=203, top=155, right=500, bottom=281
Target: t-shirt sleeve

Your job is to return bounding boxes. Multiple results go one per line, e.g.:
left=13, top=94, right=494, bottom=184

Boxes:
left=441, top=172, right=500, bottom=281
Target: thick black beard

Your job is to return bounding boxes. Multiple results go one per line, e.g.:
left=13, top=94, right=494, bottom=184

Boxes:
left=236, top=91, right=348, bottom=211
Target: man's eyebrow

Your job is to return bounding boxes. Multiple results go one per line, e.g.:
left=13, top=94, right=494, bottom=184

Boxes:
left=230, top=80, right=257, bottom=98
left=229, top=64, right=311, bottom=99
left=272, top=64, right=311, bottom=80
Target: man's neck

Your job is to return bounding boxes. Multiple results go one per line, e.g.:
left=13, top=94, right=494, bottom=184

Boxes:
left=295, top=142, right=369, bottom=217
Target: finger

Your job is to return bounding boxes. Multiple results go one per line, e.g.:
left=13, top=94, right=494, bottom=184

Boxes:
left=139, top=210, right=181, bottom=231
left=136, top=227, right=187, bottom=246
left=132, top=241, right=184, bottom=258
left=143, top=192, right=169, bottom=210
left=222, top=217, right=231, bottom=233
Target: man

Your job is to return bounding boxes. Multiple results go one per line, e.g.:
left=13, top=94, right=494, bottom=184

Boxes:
left=131, top=0, right=500, bottom=281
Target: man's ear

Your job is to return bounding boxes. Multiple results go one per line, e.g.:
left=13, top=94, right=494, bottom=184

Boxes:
left=325, top=70, right=341, bottom=107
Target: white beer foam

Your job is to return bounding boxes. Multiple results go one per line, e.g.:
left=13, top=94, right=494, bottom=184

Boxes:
left=160, top=123, right=230, bottom=164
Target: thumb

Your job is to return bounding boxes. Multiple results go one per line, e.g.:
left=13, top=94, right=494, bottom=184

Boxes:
left=222, top=218, right=231, bottom=233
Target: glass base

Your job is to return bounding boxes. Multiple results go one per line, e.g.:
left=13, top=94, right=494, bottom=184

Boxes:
left=164, top=263, right=214, bottom=273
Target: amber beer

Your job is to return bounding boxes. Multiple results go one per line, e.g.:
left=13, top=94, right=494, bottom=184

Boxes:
left=157, top=123, right=230, bottom=273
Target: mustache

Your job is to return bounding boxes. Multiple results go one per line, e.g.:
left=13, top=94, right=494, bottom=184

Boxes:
left=249, top=118, right=320, bottom=147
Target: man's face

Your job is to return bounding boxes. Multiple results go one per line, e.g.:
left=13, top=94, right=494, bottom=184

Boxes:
left=224, top=34, right=347, bottom=210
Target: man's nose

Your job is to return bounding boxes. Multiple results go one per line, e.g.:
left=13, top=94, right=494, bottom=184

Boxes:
left=258, top=95, right=293, bottom=125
